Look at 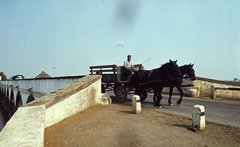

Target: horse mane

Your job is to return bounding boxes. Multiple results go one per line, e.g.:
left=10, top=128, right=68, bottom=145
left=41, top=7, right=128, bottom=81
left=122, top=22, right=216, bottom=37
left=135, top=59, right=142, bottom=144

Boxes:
left=149, top=61, right=180, bottom=81
left=157, top=62, right=177, bottom=72
left=153, top=62, right=174, bottom=71
left=152, top=59, right=179, bottom=71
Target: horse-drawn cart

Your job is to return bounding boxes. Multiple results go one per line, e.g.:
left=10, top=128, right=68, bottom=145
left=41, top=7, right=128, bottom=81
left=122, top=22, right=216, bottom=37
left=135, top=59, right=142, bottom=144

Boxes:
left=90, top=62, right=195, bottom=106
left=89, top=64, right=147, bottom=103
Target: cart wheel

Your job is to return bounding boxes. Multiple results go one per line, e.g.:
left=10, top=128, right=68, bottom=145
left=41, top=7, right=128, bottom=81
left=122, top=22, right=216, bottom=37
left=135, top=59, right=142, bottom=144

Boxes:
left=115, top=86, right=127, bottom=103
left=114, top=83, right=120, bottom=95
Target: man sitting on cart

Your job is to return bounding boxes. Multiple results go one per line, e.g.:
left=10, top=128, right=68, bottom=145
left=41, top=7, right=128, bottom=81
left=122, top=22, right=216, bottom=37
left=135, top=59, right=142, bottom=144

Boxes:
left=123, top=55, right=135, bottom=80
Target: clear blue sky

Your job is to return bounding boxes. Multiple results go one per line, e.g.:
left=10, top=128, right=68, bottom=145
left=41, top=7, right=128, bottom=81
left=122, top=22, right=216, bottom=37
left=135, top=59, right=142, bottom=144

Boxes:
left=0, top=0, right=239, bottom=80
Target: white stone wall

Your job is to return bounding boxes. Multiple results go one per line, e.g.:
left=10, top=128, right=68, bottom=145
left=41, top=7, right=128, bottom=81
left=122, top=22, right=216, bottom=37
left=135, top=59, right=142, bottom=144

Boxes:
left=45, top=79, right=101, bottom=128
left=193, top=79, right=240, bottom=99
left=0, top=75, right=103, bottom=146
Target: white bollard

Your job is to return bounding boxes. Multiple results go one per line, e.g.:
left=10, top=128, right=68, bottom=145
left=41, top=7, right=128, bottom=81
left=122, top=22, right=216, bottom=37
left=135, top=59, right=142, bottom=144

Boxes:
left=132, top=95, right=141, bottom=114
left=192, top=105, right=205, bottom=131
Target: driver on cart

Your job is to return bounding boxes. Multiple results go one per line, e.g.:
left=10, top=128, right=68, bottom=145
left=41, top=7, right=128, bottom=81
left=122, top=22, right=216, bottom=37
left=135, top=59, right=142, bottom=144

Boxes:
left=123, top=55, right=135, bottom=80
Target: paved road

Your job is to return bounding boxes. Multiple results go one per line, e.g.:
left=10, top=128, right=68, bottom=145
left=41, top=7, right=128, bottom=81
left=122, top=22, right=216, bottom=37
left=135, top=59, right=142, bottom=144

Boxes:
left=107, top=91, right=240, bottom=128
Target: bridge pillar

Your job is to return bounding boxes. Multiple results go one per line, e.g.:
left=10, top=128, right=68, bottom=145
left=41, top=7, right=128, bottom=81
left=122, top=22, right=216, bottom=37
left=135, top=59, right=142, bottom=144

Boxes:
left=132, top=95, right=141, bottom=114
left=192, top=105, right=205, bottom=131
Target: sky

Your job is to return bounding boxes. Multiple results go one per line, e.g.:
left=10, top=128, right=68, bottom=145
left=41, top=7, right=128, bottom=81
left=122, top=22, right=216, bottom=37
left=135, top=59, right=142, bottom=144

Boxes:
left=0, top=0, right=239, bottom=80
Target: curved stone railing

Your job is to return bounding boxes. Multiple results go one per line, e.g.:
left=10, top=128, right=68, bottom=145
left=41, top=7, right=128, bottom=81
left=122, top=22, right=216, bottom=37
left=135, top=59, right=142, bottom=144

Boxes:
left=0, top=75, right=111, bottom=146
left=193, top=77, right=240, bottom=99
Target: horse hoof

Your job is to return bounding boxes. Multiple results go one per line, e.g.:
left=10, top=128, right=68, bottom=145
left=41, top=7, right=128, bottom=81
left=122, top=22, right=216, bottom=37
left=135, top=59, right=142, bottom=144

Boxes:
left=169, top=103, right=173, bottom=106
left=155, top=105, right=162, bottom=109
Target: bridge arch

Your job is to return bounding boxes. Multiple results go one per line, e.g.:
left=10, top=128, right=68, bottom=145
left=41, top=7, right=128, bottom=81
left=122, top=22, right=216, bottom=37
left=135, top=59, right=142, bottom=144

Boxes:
left=10, top=88, right=14, bottom=105
left=0, top=87, right=2, bottom=104
left=1, top=86, right=11, bottom=121
left=16, top=91, right=23, bottom=108
left=26, top=94, right=35, bottom=104
left=4, top=86, right=8, bottom=99
left=0, top=86, right=2, bottom=98
left=2, top=86, right=6, bottom=98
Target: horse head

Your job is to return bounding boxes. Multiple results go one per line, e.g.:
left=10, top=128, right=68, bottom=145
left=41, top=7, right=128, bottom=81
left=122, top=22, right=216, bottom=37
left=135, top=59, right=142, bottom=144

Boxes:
left=161, top=60, right=182, bottom=83
left=180, top=63, right=196, bottom=80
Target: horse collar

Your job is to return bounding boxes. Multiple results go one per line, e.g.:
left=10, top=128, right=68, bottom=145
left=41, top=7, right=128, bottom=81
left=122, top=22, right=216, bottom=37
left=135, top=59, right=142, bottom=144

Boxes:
left=148, top=71, right=153, bottom=82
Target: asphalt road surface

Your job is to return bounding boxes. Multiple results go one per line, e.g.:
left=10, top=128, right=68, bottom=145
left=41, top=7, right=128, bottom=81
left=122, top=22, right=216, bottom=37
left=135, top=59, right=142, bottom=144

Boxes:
left=107, top=91, right=240, bottom=128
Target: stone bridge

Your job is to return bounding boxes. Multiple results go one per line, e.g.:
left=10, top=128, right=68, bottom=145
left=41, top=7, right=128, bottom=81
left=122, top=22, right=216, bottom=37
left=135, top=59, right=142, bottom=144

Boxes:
left=0, top=76, right=84, bottom=121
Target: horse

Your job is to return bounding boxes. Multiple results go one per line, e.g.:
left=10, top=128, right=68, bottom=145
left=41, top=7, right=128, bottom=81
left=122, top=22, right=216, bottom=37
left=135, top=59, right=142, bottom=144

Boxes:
left=129, top=60, right=183, bottom=108
left=153, top=63, right=196, bottom=106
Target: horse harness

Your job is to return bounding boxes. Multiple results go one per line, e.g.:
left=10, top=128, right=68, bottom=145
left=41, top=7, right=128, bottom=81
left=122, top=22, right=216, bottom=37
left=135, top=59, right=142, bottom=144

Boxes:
left=137, top=70, right=153, bottom=83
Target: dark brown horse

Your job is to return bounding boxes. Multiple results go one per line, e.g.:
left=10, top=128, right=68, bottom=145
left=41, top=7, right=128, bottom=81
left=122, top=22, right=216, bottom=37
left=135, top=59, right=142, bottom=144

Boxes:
left=130, top=60, right=183, bottom=108
left=153, top=63, right=196, bottom=106
left=168, top=64, right=196, bottom=105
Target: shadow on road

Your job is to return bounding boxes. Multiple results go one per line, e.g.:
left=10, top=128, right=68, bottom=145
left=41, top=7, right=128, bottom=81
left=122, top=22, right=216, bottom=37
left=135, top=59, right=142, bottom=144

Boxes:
left=173, top=124, right=190, bottom=129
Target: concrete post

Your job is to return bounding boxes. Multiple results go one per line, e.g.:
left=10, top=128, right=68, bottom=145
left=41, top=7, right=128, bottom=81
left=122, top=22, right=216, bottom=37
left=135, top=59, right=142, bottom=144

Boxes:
left=132, top=95, right=141, bottom=114
left=192, top=105, right=205, bottom=131
left=210, top=86, right=215, bottom=99
left=189, top=89, right=197, bottom=97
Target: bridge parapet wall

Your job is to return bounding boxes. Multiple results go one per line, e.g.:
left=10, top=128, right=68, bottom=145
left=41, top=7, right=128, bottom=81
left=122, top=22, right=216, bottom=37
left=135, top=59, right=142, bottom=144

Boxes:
left=0, top=75, right=106, bottom=146
left=161, top=77, right=240, bottom=99
left=0, top=76, right=83, bottom=106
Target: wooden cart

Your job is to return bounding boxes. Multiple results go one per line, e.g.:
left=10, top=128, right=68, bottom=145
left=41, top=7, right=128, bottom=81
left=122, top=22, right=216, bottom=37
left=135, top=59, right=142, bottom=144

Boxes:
left=90, top=64, right=147, bottom=102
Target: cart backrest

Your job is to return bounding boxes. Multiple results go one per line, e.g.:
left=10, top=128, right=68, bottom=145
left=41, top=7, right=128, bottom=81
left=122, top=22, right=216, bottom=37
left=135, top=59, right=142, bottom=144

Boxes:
left=89, top=64, right=143, bottom=82
left=117, top=66, right=124, bottom=81
left=90, top=65, right=117, bottom=75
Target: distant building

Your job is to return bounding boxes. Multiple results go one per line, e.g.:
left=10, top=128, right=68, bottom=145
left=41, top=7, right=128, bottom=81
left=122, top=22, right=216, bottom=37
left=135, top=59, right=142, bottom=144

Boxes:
left=35, top=71, right=51, bottom=79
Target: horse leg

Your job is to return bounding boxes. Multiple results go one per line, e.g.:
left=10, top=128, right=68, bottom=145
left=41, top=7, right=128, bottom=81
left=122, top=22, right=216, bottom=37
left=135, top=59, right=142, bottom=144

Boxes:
left=156, top=87, right=163, bottom=108
left=153, top=92, right=156, bottom=104
left=176, top=86, right=183, bottom=105
left=153, top=87, right=157, bottom=104
left=168, top=87, right=174, bottom=106
left=153, top=88, right=158, bottom=107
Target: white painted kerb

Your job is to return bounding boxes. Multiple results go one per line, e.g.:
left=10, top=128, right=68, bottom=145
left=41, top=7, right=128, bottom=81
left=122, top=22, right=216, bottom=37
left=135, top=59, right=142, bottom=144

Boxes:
left=132, top=95, right=141, bottom=114
left=192, top=105, right=205, bottom=130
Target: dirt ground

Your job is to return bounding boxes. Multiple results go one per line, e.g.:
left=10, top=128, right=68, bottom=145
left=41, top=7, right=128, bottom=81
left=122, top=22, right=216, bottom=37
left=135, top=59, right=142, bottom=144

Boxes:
left=44, top=102, right=240, bottom=147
